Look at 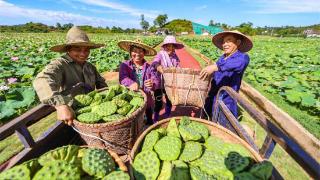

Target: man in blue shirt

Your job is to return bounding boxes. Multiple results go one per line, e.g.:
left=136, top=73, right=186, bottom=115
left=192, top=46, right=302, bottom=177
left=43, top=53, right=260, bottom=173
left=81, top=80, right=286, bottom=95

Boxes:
left=200, top=30, right=253, bottom=119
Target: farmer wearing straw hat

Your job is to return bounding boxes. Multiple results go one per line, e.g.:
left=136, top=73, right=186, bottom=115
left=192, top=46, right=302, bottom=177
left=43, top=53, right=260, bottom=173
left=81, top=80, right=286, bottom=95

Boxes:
left=151, top=35, right=184, bottom=121
left=118, top=40, right=159, bottom=125
left=200, top=30, right=253, bottom=118
left=33, top=26, right=107, bottom=125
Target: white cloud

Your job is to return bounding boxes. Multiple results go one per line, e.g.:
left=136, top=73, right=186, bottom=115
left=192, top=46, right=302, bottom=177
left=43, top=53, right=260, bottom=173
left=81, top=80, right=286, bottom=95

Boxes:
left=75, top=0, right=160, bottom=19
left=195, top=5, right=207, bottom=11
left=246, top=0, right=320, bottom=13
left=0, top=0, right=139, bottom=27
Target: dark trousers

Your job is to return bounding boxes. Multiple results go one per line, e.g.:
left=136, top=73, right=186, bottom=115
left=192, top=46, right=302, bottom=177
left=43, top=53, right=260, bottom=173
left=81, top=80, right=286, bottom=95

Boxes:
left=145, top=108, right=153, bottom=125
left=154, top=89, right=172, bottom=113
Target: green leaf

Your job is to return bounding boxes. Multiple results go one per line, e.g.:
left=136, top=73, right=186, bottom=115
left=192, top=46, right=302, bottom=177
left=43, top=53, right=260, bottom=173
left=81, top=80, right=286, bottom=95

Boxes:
left=300, top=94, right=317, bottom=108
left=15, top=67, right=35, bottom=76
left=4, top=88, right=35, bottom=109
left=0, top=102, right=17, bottom=122
left=280, top=76, right=300, bottom=89
left=284, top=90, right=302, bottom=103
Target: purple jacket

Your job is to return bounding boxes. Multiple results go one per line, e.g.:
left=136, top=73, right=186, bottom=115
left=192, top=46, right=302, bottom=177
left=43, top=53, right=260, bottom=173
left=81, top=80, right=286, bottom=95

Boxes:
left=208, top=50, right=250, bottom=117
left=119, top=59, right=159, bottom=108
left=151, top=50, right=180, bottom=90
left=152, top=50, right=180, bottom=68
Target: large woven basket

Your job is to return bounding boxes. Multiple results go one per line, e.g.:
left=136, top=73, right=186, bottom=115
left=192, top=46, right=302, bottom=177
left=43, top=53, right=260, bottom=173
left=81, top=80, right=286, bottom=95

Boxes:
left=162, top=67, right=210, bottom=108
left=130, top=117, right=264, bottom=178
left=73, top=90, right=147, bottom=155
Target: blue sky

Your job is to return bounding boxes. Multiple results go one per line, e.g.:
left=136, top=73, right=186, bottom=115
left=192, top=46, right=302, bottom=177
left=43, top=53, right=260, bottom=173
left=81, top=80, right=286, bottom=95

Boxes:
left=0, top=0, right=319, bottom=28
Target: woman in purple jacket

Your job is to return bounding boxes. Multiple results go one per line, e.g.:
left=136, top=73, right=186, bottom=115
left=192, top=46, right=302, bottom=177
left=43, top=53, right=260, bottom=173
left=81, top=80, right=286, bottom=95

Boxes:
left=118, top=40, right=158, bottom=125
left=200, top=30, right=252, bottom=119
left=151, top=35, right=184, bottom=121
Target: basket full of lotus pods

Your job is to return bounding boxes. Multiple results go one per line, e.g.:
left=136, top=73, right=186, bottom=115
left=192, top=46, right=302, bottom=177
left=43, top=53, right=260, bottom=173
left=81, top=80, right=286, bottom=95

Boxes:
left=0, top=145, right=130, bottom=180
left=72, top=84, right=147, bottom=155
left=130, top=116, right=274, bottom=180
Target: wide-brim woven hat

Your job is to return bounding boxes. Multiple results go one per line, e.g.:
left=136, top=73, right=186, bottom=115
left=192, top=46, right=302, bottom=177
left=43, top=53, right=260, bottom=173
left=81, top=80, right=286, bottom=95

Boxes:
left=212, top=30, right=253, bottom=52
left=161, top=35, right=184, bottom=49
left=118, top=40, right=157, bottom=56
left=50, top=26, right=104, bottom=52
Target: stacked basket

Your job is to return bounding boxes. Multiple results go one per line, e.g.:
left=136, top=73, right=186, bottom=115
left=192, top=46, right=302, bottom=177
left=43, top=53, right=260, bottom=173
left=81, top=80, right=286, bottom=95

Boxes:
left=162, top=67, right=210, bottom=108
left=72, top=85, right=148, bottom=155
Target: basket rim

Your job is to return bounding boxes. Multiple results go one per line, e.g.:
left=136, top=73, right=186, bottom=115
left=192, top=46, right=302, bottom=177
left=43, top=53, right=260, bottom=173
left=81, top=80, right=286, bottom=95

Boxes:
left=130, top=116, right=263, bottom=163
left=163, top=67, right=202, bottom=74
left=73, top=89, right=147, bottom=128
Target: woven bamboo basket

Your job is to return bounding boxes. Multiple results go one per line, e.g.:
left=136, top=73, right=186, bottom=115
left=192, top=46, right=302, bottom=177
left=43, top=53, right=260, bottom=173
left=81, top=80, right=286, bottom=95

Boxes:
left=130, top=117, right=264, bottom=179
left=73, top=89, right=147, bottom=155
left=162, top=67, right=210, bottom=108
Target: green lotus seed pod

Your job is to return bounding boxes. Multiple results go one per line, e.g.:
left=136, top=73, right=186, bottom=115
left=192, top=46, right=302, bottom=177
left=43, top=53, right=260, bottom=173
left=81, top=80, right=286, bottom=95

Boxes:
left=154, top=136, right=182, bottom=161
left=74, top=94, right=93, bottom=107
left=82, top=148, right=116, bottom=179
left=133, top=150, right=160, bottom=180
left=167, top=118, right=180, bottom=138
left=77, top=112, right=101, bottom=124
left=103, top=171, right=130, bottom=180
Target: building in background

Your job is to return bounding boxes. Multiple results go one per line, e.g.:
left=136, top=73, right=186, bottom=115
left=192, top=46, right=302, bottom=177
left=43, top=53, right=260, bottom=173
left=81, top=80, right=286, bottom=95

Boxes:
left=192, top=22, right=223, bottom=35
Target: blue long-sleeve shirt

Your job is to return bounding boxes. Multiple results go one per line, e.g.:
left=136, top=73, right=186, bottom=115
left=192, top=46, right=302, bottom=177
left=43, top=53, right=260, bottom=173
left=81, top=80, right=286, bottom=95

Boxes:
left=206, top=50, right=250, bottom=118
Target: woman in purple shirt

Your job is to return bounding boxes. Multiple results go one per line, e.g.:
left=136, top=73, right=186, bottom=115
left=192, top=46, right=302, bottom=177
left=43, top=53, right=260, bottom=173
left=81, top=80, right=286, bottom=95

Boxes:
left=200, top=30, right=253, bottom=119
left=151, top=36, right=184, bottom=121
left=118, top=40, right=158, bottom=125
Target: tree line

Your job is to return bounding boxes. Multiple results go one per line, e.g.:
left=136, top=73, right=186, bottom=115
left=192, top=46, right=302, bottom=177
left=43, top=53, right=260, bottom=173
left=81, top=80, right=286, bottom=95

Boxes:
left=207, top=20, right=320, bottom=37
left=0, top=22, right=142, bottom=33
left=1, top=16, right=319, bottom=37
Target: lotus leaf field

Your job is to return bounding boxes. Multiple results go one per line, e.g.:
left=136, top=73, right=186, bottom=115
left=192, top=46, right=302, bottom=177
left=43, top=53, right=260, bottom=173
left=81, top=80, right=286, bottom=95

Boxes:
left=180, top=36, right=320, bottom=138
left=0, top=33, right=319, bottom=138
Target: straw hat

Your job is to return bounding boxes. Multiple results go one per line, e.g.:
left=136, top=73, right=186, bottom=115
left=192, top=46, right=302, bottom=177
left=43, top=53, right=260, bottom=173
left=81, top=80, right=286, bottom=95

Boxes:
left=50, top=26, right=104, bottom=52
left=212, top=30, right=253, bottom=52
left=118, top=39, right=157, bottom=56
left=161, top=35, right=184, bottom=49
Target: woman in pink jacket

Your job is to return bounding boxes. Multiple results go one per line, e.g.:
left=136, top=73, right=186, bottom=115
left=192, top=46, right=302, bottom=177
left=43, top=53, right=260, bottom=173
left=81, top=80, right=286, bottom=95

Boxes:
left=151, top=36, right=184, bottom=121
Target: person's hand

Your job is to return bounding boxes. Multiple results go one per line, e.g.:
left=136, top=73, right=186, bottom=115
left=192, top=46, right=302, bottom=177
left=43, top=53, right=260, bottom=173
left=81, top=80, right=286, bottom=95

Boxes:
left=129, top=82, right=139, bottom=91
left=55, top=105, right=74, bottom=126
left=144, top=79, right=153, bottom=89
left=157, top=65, right=164, bottom=74
left=200, top=64, right=218, bottom=80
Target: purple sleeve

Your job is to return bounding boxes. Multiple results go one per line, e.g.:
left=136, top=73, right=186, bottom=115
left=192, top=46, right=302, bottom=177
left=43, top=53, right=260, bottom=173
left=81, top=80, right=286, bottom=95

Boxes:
left=143, top=65, right=160, bottom=91
left=119, top=62, right=135, bottom=87
left=216, top=54, right=250, bottom=73
left=150, top=66, right=161, bottom=91
left=151, top=53, right=162, bottom=68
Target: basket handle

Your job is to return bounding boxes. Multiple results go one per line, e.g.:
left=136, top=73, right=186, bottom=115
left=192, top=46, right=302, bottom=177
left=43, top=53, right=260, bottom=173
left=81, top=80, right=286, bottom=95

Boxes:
left=71, top=125, right=131, bottom=155
left=171, top=68, right=177, bottom=103
left=107, top=149, right=128, bottom=172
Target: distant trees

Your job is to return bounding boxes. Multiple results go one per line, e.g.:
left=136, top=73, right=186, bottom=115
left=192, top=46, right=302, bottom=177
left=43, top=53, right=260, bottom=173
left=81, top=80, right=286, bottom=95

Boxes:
left=0, top=22, right=142, bottom=33
left=154, top=14, right=168, bottom=28
left=209, top=20, right=215, bottom=26
left=0, top=19, right=319, bottom=36
left=164, top=19, right=193, bottom=33
left=234, top=22, right=256, bottom=36
left=140, top=14, right=150, bottom=33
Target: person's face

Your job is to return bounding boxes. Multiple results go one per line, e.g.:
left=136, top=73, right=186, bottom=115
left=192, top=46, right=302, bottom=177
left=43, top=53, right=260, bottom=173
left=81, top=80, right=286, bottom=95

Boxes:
left=130, top=46, right=145, bottom=64
left=68, top=46, right=90, bottom=64
left=163, top=44, right=175, bottom=55
left=222, top=35, right=241, bottom=56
